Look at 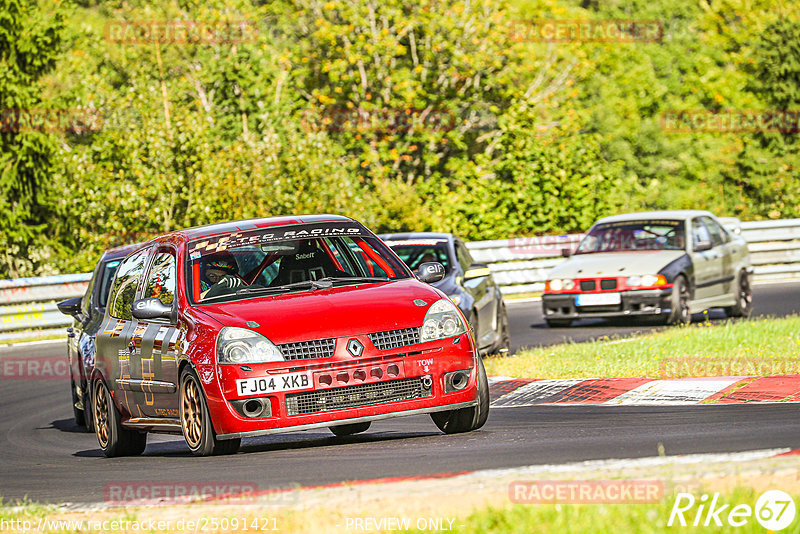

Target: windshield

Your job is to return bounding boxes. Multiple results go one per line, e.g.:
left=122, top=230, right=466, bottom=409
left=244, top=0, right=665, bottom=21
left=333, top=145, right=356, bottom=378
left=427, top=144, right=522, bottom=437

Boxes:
left=575, top=220, right=686, bottom=254
left=384, top=239, right=452, bottom=273
left=187, top=222, right=412, bottom=304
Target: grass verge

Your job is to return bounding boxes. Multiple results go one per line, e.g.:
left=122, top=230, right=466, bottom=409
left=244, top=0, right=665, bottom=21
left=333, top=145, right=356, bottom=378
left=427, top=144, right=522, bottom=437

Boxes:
left=485, top=315, right=800, bottom=379
left=447, top=487, right=800, bottom=534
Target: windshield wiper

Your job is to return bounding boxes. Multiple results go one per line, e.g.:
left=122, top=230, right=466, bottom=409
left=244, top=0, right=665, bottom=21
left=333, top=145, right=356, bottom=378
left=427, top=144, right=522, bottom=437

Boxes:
left=318, top=276, right=389, bottom=285
left=233, top=286, right=292, bottom=296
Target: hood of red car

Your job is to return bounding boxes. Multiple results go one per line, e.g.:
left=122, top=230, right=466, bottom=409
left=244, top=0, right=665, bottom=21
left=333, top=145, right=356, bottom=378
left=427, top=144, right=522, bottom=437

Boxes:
left=193, top=279, right=446, bottom=343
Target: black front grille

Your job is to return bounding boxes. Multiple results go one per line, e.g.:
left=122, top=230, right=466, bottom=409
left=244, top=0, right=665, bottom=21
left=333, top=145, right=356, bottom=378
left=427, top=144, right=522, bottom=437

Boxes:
left=600, top=278, right=617, bottom=290
left=367, top=327, right=421, bottom=350
left=285, top=377, right=431, bottom=416
left=579, top=280, right=596, bottom=291
left=278, top=338, right=336, bottom=360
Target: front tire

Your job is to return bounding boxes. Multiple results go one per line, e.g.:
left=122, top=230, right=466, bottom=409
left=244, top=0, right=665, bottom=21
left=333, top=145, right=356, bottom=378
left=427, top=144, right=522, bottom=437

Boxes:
left=93, top=379, right=146, bottom=457
left=665, top=276, right=691, bottom=325
left=180, top=367, right=240, bottom=456
left=545, top=318, right=572, bottom=328
left=71, top=378, right=86, bottom=427
left=724, top=271, right=752, bottom=318
left=329, top=422, right=371, bottom=436
left=490, top=303, right=511, bottom=355
left=430, top=356, right=489, bottom=434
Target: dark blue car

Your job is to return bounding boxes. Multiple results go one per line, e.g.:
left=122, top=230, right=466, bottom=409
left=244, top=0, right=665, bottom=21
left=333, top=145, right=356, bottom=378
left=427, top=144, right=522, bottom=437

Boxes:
left=380, top=232, right=510, bottom=356
left=57, top=243, right=141, bottom=428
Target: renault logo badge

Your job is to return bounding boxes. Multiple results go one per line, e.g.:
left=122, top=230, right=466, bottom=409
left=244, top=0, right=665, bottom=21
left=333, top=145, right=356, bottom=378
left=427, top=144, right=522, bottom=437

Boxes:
left=346, top=339, right=364, bottom=357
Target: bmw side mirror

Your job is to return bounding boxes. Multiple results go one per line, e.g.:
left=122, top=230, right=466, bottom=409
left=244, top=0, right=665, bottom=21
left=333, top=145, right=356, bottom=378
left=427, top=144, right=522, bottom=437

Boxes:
left=694, top=240, right=712, bottom=252
left=561, top=247, right=572, bottom=258
left=57, top=296, right=83, bottom=318
left=417, top=262, right=445, bottom=284
left=131, top=297, right=173, bottom=321
left=464, top=263, right=491, bottom=281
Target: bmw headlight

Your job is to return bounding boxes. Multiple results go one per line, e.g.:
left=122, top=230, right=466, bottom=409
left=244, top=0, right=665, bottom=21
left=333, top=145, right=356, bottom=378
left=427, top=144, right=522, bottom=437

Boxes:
left=421, top=299, right=468, bottom=343
left=546, top=279, right=574, bottom=291
left=216, top=327, right=284, bottom=364
left=626, top=274, right=667, bottom=288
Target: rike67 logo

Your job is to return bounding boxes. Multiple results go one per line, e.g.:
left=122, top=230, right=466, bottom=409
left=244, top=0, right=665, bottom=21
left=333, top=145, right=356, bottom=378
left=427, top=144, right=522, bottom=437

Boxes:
left=669, top=490, right=796, bottom=531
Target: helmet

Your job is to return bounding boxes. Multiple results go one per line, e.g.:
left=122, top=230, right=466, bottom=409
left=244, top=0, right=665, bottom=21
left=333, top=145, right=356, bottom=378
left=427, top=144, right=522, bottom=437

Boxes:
left=201, top=251, right=238, bottom=275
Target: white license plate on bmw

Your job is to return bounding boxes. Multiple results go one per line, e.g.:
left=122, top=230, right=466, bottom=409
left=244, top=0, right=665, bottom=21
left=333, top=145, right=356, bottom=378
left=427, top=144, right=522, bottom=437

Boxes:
left=575, top=293, right=621, bottom=306
left=236, top=372, right=312, bottom=396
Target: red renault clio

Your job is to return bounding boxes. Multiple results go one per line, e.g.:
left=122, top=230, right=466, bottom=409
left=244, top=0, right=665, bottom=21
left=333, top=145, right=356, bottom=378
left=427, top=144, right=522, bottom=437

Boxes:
left=92, top=215, right=488, bottom=456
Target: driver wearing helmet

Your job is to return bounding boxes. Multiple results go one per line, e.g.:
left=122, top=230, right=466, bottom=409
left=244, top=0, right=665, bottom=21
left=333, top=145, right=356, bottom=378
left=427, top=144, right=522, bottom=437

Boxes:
left=200, top=252, right=244, bottom=298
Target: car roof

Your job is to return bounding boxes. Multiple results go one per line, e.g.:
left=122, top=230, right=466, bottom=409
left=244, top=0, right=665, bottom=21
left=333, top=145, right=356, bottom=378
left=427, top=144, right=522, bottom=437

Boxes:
left=593, top=210, right=716, bottom=225
left=379, top=232, right=454, bottom=242
left=101, top=242, right=146, bottom=260
left=155, top=214, right=357, bottom=242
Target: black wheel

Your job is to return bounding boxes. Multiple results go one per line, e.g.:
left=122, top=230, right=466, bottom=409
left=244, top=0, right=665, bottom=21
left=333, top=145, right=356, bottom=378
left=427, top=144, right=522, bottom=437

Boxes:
left=468, top=311, right=479, bottom=347
left=545, top=318, right=572, bottom=328
left=180, top=367, right=240, bottom=456
left=431, top=355, right=489, bottom=434
left=490, top=303, right=511, bottom=355
left=71, top=378, right=86, bottom=427
left=329, top=422, right=371, bottom=436
left=724, top=271, right=752, bottom=318
left=666, top=275, right=691, bottom=325
left=93, top=379, right=146, bottom=457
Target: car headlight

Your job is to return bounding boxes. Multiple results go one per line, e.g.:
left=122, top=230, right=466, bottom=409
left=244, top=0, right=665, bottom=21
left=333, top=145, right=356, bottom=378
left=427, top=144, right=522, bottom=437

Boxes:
left=216, top=327, right=284, bottom=364
left=546, top=279, right=574, bottom=291
left=421, top=299, right=468, bottom=343
left=449, top=294, right=462, bottom=306
left=626, top=274, right=667, bottom=288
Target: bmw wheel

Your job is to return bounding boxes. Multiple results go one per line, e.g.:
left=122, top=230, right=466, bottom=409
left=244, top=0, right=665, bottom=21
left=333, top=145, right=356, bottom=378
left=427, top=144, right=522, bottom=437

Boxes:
left=180, top=367, right=240, bottom=456
left=666, top=276, right=691, bottom=325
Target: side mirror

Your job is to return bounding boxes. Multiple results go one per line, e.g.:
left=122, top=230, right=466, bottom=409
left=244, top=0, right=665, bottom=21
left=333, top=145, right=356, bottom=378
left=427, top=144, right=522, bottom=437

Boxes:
left=694, top=240, right=712, bottom=252
left=561, top=247, right=572, bottom=258
left=464, top=263, right=491, bottom=281
left=131, top=297, right=173, bottom=321
left=57, top=296, right=83, bottom=318
left=417, top=262, right=446, bottom=284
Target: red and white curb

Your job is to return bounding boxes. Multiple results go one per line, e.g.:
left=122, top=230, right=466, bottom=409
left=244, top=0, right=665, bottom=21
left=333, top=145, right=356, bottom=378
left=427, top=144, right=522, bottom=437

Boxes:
left=489, top=375, right=800, bottom=406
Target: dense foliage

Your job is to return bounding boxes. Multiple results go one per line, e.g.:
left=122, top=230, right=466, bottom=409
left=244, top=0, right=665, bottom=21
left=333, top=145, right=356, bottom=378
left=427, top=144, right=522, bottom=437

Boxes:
left=2, top=0, right=798, bottom=277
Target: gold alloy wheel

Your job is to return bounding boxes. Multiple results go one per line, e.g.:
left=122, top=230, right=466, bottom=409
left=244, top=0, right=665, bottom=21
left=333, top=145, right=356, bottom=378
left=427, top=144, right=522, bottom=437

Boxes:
left=94, top=383, right=110, bottom=448
left=181, top=375, right=203, bottom=449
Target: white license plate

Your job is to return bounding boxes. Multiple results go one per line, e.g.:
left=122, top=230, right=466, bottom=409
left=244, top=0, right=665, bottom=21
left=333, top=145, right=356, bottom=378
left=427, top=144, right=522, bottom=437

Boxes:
left=575, top=293, right=621, bottom=306
left=236, top=372, right=312, bottom=396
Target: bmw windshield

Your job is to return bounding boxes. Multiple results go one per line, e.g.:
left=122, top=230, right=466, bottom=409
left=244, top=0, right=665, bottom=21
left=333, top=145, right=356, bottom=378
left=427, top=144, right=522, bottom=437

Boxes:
left=575, top=220, right=686, bottom=254
left=188, top=222, right=412, bottom=304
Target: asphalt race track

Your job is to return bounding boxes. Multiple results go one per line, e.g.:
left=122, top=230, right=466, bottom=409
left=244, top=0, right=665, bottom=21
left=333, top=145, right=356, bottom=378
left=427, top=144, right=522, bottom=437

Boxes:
left=1, top=280, right=799, bottom=504
left=507, top=280, right=800, bottom=352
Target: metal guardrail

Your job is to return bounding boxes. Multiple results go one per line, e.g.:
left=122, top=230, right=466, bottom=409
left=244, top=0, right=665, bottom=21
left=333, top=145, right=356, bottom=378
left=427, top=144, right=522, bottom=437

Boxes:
left=1, top=218, right=799, bottom=336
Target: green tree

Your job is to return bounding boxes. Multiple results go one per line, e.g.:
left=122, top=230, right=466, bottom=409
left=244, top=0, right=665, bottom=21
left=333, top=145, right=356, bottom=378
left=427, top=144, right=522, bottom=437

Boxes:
left=727, top=18, right=800, bottom=219
left=0, top=0, right=66, bottom=277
